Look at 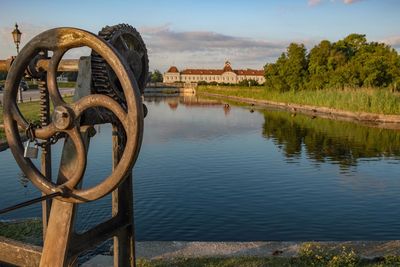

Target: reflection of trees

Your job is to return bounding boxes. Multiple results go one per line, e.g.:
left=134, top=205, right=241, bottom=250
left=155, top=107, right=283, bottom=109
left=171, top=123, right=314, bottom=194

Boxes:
left=262, top=110, right=400, bottom=168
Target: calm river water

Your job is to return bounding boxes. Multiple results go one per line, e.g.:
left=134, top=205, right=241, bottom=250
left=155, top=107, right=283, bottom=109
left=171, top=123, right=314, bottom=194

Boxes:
left=1, top=95, right=400, bottom=241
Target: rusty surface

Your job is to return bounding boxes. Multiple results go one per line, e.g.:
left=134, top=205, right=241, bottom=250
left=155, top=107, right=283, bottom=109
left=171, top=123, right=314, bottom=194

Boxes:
left=2, top=26, right=144, bottom=267
left=112, top=124, right=136, bottom=267
left=0, top=58, right=79, bottom=72
left=37, top=58, right=79, bottom=72
left=0, top=237, right=42, bottom=266
left=91, top=24, right=149, bottom=103
left=39, top=73, right=52, bottom=239
left=3, top=27, right=143, bottom=203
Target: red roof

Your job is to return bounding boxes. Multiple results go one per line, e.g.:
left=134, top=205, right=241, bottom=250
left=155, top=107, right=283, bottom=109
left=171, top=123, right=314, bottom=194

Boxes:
left=179, top=68, right=264, bottom=76
left=181, top=69, right=224, bottom=75
left=167, top=66, right=179, bottom=73
left=166, top=62, right=264, bottom=76
left=236, top=69, right=264, bottom=76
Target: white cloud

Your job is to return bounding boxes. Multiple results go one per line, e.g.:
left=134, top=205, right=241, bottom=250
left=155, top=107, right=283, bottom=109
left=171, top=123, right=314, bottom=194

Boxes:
left=139, top=25, right=288, bottom=71
left=308, top=0, right=322, bottom=6
left=343, top=0, right=361, bottom=4
left=0, top=23, right=319, bottom=72
left=308, top=0, right=363, bottom=6
left=381, top=36, right=400, bottom=49
left=0, top=23, right=48, bottom=58
left=0, top=23, right=91, bottom=61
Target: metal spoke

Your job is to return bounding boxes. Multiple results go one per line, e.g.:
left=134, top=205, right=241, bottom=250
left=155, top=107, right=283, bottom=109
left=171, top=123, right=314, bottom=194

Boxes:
left=47, top=49, right=67, bottom=107
left=58, top=126, right=87, bottom=189
left=70, top=94, right=128, bottom=127
left=34, top=124, right=58, bottom=140
left=11, top=104, right=29, bottom=130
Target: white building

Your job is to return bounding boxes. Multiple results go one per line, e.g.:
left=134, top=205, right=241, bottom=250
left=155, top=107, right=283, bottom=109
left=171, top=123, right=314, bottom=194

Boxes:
left=57, top=74, right=68, bottom=82
left=163, top=61, right=265, bottom=85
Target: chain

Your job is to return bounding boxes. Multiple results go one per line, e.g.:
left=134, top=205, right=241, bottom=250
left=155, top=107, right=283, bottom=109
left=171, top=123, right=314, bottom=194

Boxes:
left=35, top=132, right=64, bottom=148
left=25, top=123, right=62, bottom=147
left=25, top=123, right=37, bottom=142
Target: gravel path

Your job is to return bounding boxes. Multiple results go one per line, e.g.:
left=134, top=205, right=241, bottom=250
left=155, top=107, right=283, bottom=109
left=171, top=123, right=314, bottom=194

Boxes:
left=82, top=240, right=400, bottom=266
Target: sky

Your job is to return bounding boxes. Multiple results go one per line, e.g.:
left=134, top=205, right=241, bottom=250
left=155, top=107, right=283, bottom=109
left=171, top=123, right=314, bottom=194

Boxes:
left=0, top=0, right=399, bottom=72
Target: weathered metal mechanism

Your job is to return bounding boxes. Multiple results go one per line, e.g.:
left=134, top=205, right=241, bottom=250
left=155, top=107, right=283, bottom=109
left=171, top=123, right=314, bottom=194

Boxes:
left=0, top=24, right=148, bottom=266
left=92, top=24, right=149, bottom=104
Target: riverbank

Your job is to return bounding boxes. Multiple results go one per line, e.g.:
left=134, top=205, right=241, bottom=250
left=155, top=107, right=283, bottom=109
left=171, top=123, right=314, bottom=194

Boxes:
left=85, top=241, right=400, bottom=266
left=197, top=86, right=400, bottom=128
left=3, top=218, right=400, bottom=266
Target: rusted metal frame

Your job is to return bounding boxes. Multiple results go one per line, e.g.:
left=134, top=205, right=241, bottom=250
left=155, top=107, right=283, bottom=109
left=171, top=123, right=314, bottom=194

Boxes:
left=37, top=59, right=79, bottom=72
left=2, top=27, right=144, bottom=266
left=0, top=237, right=42, bottom=266
left=39, top=200, right=78, bottom=267
left=39, top=72, right=52, bottom=240
left=113, top=174, right=136, bottom=267
left=0, top=58, right=79, bottom=72
left=3, top=28, right=143, bottom=204
left=67, top=214, right=128, bottom=258
left=112, top=124, right=136, bottom=267
left=40, top=126, right=93, bottom=267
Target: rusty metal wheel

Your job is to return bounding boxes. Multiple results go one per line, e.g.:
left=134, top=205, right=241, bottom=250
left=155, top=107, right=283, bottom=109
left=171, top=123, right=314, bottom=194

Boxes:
left=91, top=24, right=149, bottom=107
left=3, top=27, right=144, bottom=203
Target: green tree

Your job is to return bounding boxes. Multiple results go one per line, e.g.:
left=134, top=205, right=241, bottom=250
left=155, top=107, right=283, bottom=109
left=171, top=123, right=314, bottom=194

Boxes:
left=284, top=43, right=308, bottom=91
left=308, top=40, right=332, bottom=90
left=151, top=69, right=163, bottom=83
left=264, top=33, right=400, bottom=91
left=265, top=44, right=308, bottom=92
left=264, top=53, right=289, bottom=92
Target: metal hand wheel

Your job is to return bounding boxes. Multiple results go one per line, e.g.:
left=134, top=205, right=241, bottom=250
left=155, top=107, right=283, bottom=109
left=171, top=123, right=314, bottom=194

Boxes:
left=3, top=28, right=143, bottom=203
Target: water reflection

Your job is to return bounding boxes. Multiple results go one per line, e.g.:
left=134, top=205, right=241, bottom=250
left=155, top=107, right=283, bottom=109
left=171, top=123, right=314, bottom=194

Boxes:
left=261, top=109, right=400, bottom=168
left=18, top=172, right=29, bottom=188
left=3, top=95, right=400, bottom=241
left=145, top=95, right=227, bottom=112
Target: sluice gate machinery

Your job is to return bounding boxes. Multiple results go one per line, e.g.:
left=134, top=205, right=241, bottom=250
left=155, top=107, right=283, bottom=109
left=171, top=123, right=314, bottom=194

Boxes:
left=0, top=24, right=148, bottom=267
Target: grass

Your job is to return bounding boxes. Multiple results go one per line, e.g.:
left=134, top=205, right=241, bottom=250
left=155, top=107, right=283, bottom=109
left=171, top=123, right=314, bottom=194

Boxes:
left=57, top=81, right=76, bottom=88
left=0, top=96, right=73, bottom=141
left=135, top=243, right=400, bottom=266
left=0, top=219, right=42, bottom=245
left=1, top=220, right=400, bottom=266
left=135, top=256, right=400, bottom=267
left=197, top=85, right=400, bottom=115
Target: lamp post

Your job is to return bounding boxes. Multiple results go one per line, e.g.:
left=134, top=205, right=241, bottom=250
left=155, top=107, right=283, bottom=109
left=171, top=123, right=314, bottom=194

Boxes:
left=12, top=23, right=23, bottom=103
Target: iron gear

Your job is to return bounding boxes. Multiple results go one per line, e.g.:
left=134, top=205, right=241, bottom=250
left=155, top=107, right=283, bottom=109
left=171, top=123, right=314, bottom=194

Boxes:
left=91, top=24, right=149, bottom=108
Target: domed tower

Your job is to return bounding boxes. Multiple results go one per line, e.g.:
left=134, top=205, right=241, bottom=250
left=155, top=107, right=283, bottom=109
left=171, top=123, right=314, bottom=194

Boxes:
left=223, top=61, right=233, bottom=72
left=164, top=66, right=181, bottom=83
left=167, top=66, right=179, bottom=73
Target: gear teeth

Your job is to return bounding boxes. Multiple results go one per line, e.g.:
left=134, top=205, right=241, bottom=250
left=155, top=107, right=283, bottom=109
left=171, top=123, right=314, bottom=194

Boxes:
left=90, top=23, right=149, bottom=108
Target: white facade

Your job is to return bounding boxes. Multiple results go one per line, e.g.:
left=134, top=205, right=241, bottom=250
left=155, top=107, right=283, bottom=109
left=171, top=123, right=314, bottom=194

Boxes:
left=163, top=61, right=265, bottom=85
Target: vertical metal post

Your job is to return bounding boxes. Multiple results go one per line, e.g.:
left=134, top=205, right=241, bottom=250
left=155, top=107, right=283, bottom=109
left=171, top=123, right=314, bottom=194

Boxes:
left=112, top=125, right=136, bottom=267
left=39, top=73, right=52, bottom=239
left=40, top=127, right=93, bottom=267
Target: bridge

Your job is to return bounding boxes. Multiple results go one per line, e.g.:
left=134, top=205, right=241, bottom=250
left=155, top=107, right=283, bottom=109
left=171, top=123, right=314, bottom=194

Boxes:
left=145, top=82, right=196, bottom=95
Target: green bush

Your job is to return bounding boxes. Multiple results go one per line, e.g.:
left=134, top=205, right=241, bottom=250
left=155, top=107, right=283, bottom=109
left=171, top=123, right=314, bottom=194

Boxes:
left=299, top=243, right=359, bottom=267
left=264, top=34, right=400, bottom=92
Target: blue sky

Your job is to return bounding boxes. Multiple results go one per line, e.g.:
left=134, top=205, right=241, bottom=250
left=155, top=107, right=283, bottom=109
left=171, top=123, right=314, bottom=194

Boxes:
left=1, top=0, right=399, bottom=71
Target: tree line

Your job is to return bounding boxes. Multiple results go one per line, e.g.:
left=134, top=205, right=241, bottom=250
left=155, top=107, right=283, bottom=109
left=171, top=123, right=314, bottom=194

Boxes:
left=264, top=34, right=400, bottom=91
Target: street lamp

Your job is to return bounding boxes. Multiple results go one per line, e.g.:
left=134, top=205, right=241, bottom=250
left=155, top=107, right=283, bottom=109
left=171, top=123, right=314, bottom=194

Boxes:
left=12, top=23, right=23, bottom=103
left=12, top=23, right=22, bottom=54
